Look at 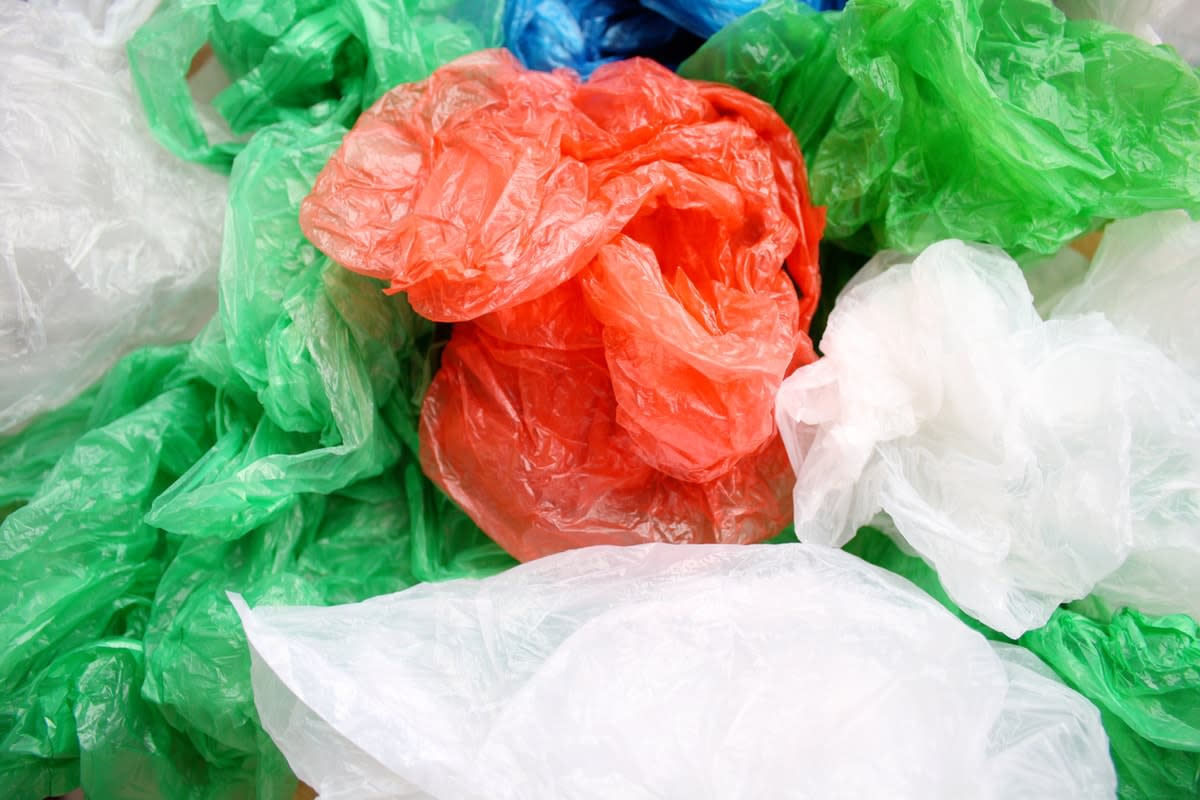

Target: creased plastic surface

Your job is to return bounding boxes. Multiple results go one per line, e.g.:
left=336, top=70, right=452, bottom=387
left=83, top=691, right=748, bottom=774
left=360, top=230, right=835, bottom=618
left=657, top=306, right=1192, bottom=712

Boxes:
left=680, top=0, right=1200, bottom=256
left=776, top=239, right=1200, bottom=637
left=0, top=1, right=226, bottom=434
left=237, top=543, right=1117, bottom=800
left=504, top=0, right=846, bottom=78
left=127, top=0, right=504, bottom=171
left=1052, top=211, right=1200, bottom=379
left=0, top=120, right=512, bottom=800
left=301, top=50, right=823, bottom=560
left=1057, top=0, right=1200, bottom=63
left=838, top=526, right=1200, bottom=800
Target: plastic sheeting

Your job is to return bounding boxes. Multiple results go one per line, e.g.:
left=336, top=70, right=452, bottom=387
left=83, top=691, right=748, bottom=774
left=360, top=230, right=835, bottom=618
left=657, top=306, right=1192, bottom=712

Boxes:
left=0, top=120, right=512, bottom=800
left=776, top=238, right=1200, bottom=637
left=839, top=526, right=1200, bottom=800
left=1052, top=211, right=1200, bottom=379
left=236, top=543, right=1117, bottom=800
left=127, top=0, right=505, bottom=170
left=1057, top=0, right=1200, bottom=63
left=302, top=50, right=823, bottom=561
left=0, top=1, right=225, bottom=433
left=504, top=0, right=847, bottom=78
left=679, top=0, right=1200, bottom=256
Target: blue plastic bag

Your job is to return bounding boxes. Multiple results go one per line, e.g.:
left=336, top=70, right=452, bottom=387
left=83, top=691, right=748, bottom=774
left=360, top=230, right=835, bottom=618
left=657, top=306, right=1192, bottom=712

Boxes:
left=505, top=0, right=845, bottom=76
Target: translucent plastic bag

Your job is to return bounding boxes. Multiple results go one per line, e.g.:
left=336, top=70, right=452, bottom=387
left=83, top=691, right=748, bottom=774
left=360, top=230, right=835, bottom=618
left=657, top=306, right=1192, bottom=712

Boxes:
left=776, top=239, right=1200, bottom=637
left=504, top=0, right=846, bottom=77
left=839, top=527, right=1200, bottom=800
left=127, top=0, right=504, bottom=170
left=503, top=0, right=705, bottom=77
left=0, top=120, right=511, bottom=800
left=1057, top=0, right=1200, bottom=63
left=301, top=50, right=823, bottom=560
left=680, top=0, right=1200, bottom=256
left=0, top=1, right=226, bottom=433
left=1052, top=211, right=1200, bottom=378
left=236, top=543, right=1117, bottom=800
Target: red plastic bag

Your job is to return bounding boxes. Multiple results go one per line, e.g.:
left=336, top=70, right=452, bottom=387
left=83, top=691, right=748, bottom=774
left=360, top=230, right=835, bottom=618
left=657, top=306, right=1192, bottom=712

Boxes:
left=302, top=50, right=824, bottom=560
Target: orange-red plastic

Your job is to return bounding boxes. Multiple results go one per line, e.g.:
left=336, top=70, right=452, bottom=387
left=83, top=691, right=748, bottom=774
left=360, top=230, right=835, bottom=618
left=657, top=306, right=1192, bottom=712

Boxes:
left=302, top=50, right=824, bottom=561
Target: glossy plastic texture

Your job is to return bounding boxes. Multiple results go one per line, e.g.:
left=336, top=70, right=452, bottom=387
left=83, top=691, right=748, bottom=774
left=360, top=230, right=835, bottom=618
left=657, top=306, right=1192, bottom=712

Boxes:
left=680, top=0, right=1200, bottom=256
left=0, top=1, right=226, bottom=434
left=0, top=120, right=512, bottom=800
left=1052, top=211, right=1200, bottom=379
left=127, top=0, right=504, bottom=171
left=504, top=0, right=704, bottom=77
left=776, top=240, right=1200, bottom=637
left=505, top=0, right=846, bottom=77
left=236, top=543, right=1117, bottom=800
left=1058, top=0, right=1200, bottom=63
left=301, top=50, right=824, bottom=561
left=840, top=527, right=1200, bottom=800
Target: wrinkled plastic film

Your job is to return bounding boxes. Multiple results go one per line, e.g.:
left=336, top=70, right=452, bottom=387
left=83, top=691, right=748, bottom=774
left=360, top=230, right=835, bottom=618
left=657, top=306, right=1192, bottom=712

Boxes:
left=777, top=237, right=1200, bottom=638
left=1, top=2, right=225, bottom=434
left=0, top=119, right=512, bottom=800
left=301, top=51, right=824, bottom=560
left=1057, top=0, right=1200, bottom=63
left=237, top=544, right=1117, bottom=800
left=839, top=526, right=1200, bottom=800
left=681, top=0, right=1200, bottom=256
left=504, top=0, right=847, bottom=77
left=127, top=0, right=504, bottom=170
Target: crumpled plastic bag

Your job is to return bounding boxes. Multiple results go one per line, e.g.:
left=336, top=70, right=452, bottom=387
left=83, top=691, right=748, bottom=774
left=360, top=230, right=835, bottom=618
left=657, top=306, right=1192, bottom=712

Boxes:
left=1057, top=0, right=1200, bottom=63
left=503, top=0, right=847, bottom=77
left=838, top=526, right=1200, bottom=800
left=301, top=50, right=824, bottom=561
left=503, top=0, right=704, bottom=77
left=127, top=0, right=504, bottom=171
left=0, top=119, right=512, bottom=800
left=680, top=0, right=1200, bottom=256
left=776, top=239, right=1200, bottom=638
left=235, top=543, right=1117, bottom=800
left=0, top=1, right=226, bottom=434
left=1051, top=211, right=1200, bottom=379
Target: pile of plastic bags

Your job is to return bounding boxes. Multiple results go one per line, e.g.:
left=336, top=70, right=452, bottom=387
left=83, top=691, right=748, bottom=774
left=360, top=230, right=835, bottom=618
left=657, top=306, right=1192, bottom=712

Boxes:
left=2, top=0, right=1198, bottom=798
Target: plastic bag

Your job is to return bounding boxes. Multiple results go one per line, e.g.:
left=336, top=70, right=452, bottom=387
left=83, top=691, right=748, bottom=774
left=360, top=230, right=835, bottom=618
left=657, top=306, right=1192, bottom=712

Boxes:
left=837, top=527, right=1200, bottom=800
left=1057, top=0, right=1200, bottom=63
left=127, top=0, right=505, bottom=171
left=1052, top=211, right=1200, bottom=379
left=776, top=239, right=1200, bottom=637
left=301, top=50, right=823, bottom=561
left=503, top=0, right=705, bottom=77
left=0, top=119, right=512, bottom=800
left=236, top=543, right=1116, bottom=799
left=0, top=1, right=226, bottom=434
left=504, top=0, right=846, bottom=77
left=679, top=0, right=1200, bottom=256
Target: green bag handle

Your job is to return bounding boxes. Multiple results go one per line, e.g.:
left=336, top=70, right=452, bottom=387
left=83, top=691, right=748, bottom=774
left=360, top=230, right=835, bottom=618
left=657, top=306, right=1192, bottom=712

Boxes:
left=127, top=1, right=362, bottom=172
left=127, top=2, right=245, bottom=171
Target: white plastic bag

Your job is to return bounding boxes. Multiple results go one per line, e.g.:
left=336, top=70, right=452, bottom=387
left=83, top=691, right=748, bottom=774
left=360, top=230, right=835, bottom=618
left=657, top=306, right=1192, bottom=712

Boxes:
left=1053, top=210, right=1200, bottom=377
left=776, top=239, right=1200, bottom=637
left=234, top=543, right=1116, bottom=800
left=0, top=1, right=225, bottom=432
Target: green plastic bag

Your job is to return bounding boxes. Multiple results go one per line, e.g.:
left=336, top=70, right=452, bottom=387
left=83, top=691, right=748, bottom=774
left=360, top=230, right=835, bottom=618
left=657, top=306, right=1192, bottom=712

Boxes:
left=832, top=527, right=1200, bottom=800
left=0, top=120, right=513, bottom=799
left=127, top=0, right=505, bottom=171
left=681, top=0, right=1200, bottom=255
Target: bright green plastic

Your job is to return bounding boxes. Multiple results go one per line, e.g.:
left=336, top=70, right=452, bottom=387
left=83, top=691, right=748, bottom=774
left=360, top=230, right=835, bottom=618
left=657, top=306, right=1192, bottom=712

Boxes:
left=835, top=527, right=1200, bottom=800
left=681, top=0, right=1200, bottom=256
left=0, top=120, right=514, bottom=799
left=127, top=0, right=505, bottom=171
